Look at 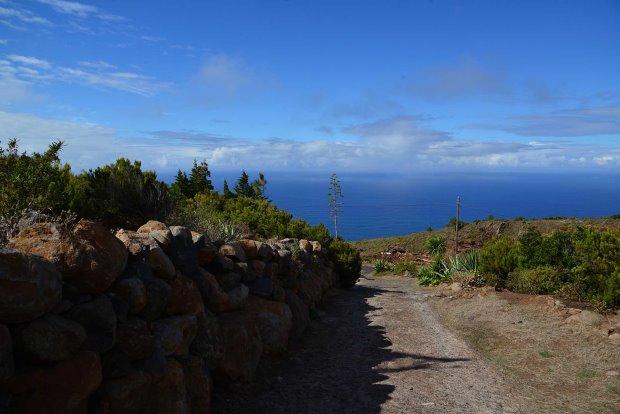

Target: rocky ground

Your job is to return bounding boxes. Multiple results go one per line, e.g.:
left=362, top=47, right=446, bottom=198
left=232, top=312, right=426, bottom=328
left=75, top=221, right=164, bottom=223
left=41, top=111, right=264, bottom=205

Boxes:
left=214, top=269, right=612, bottom=413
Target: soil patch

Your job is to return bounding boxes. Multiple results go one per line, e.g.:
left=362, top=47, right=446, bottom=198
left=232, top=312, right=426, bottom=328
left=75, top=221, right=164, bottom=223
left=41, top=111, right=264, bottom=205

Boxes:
left=430, top=284, right=620, bottom=413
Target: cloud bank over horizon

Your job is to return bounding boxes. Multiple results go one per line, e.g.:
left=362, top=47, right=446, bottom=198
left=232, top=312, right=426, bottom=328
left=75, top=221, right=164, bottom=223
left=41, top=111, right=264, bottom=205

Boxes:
left=2, top=110, right=619, bottom=176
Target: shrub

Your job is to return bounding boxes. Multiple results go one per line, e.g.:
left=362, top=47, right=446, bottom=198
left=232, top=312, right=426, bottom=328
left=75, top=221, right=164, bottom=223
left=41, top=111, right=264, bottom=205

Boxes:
left=373, top=258, right=392, bottom=273
left=69, top=158, right=173, bottom=228
left=506, top=266, right=562, bottom=294
left=417, top=256, right=446, bottom=286
left=329, top=239, right=362, bottom=289
left=393, top=261, right=416, bottom=275
left=426, top=236, right=446, bottom=255
left=479, top=236, right=519, bottom=286
left=0, top=139, right=71, bottom=215
left=572, top=228, right=620, bottom=307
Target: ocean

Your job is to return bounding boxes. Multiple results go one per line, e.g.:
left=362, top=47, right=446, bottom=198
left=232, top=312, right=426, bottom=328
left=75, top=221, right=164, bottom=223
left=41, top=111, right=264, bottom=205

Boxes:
left=261, top=172, right=620, bottom=241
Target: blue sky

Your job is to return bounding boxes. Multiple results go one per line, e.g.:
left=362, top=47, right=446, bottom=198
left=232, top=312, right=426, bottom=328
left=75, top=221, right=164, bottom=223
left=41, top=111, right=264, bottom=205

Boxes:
left=1, top=0, right=619, bottom=176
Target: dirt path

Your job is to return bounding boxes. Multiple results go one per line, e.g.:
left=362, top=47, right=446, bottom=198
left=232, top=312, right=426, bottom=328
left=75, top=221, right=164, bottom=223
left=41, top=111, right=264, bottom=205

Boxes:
left=213, top=271, right=525, bottom=413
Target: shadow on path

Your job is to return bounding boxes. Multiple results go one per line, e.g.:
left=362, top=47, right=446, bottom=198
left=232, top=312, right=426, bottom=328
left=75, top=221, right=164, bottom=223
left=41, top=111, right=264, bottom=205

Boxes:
left=212, top=282, right=469, bottom=414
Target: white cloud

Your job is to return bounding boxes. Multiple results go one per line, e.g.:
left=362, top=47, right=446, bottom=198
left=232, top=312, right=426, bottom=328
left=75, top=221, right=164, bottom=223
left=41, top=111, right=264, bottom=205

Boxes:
left=2, top=112, right=620, bottom=176
left=2, top=54, right=169, bottom=96
left=0, top=5, right=51, bottom=29
left=37, top=0, right=125, bottom=21
left=0, top=39, right=7, bottom=45
left=7, top=54, right=51, bottom=68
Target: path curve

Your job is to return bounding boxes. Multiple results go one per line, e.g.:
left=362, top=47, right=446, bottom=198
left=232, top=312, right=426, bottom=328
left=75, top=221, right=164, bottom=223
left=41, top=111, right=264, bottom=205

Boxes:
left=213, top=273, right=524, bottom=413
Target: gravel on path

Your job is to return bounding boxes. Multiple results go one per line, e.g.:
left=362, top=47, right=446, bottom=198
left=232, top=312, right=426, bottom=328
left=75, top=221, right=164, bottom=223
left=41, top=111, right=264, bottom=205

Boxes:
left=213, top=273, right=525, bottom=414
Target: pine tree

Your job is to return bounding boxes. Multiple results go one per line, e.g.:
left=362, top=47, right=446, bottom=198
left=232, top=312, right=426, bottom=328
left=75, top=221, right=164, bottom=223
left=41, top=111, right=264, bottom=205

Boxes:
left=188, top=160, right=213, bottom=196
left=173, top=169, right=191, bottom=198
left=234, top=170, right=255, bottom=198
left=222, top=180, right=233, bottom=199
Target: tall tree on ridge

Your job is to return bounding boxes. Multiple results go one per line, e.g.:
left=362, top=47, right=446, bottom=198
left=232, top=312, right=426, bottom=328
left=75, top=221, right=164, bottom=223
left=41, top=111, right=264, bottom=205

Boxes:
left=328, top=173, right=344, bottom=239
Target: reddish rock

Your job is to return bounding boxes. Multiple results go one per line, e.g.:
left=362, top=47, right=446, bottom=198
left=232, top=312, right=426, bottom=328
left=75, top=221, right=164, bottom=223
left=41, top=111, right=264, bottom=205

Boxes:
left=196, top=268, right=230, bottom=313
left=0, top=324, right=14, bottom=381
left=255, top=241, right=273, bottom=261
left=190, top=311, right=224, bottom=367
left=197, top=242, right=218, bottom=266
left=215, top=271, right=241, bottom=291
left=299, top=270, right=323, bottom=307
left=190, top=231, right=205, bottom=246
left=183, top=356, right=213, bottom=414
left=219, top=242, right=246, bottom=263
left=285, top=289, right=310, bottom=340
left=15, top=314, right=87, bottom=362
left=0, top=248, right=62, bottom=323
left=167, top=273, right=205, bottom=316
left=244, top=296, right=292, bottom=355
left=206, top=255, right=234, bottom=274
left=147, top=358, right=188, bottom=414
left=249, top=260, right=265, bottom=278
left=116, top=317, right=155, bottom=360
left=139, top=275, right=171, bottom=321
left=114, top=229, right=153, bottom=258
left=152, top=315, right=197, bottom=358
left=137, top=220, right=169, bottom=233
left=95, top=370, right=152, bottom=414
left=7, top=351, right=102, bottom=414
left=111, top=278, right=147, bottom=315
left=238, top=240, right=258, bottom=260
left=149, top=246, right=176, bottom=282
left=216, top=311, right=263, bottom=382
left=9, top=221, right=128, bottom=294
left=137, top=221, right=172, bottom=250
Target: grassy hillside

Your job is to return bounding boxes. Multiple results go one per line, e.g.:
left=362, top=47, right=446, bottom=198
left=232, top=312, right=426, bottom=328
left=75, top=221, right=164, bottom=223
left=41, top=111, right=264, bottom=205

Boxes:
left=352, top=217, right=620, bottom=262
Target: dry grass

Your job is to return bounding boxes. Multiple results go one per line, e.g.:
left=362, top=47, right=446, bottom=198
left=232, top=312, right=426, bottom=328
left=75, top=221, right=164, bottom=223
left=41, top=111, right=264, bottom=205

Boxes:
left=431, top=288, right=620, bottom=413
left=352, top=217, right=620, bottom=261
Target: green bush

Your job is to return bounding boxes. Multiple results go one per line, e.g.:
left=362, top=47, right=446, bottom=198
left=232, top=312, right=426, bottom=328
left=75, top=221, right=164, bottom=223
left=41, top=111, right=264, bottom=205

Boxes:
left=572, top=228, right=620, bottom=307
left=0, top=139, right=71, bottom=215
left=426, top=236, right=446, bottom=255
left=506, top=266, right=562, bottom=295
left=479, top=236, right=519, bottom=286
left=373, top=258, right=392, bottom=273
left=417, top=256, right=446, bottom=286
left=393, top=261, right=416, bottom=275
left=329, top=239, right=362, bottom=289
left=69, top=158, right=173, bottom=229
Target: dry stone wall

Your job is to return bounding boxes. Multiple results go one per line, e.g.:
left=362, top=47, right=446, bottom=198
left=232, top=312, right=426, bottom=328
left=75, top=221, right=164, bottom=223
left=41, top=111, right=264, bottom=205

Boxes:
left=0, top=219, right=339, bottom=413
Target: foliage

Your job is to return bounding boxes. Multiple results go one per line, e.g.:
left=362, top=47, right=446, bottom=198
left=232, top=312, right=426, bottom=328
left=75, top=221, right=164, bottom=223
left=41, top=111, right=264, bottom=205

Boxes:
left=571, top=228, right=620, bottom=307
left=231, top=170, right=268, bottom=200
left=172, top=159, right=213, bottom=199
left=68, top=158, right=173, bottom=229
left=373, top=258, right=392, bottom=273
left=479, top=236, right=519, bottom=286
left=506, top=266, right=562, bottom=295
left=327, top=173, right=343, bottom=239
left=0, top=139, right=70, bottom=215
left=426, top=236, right=446, bottom=255
left=393, top=261, right=416, bottom=275
left=329, top=239, right=362, bottom=289
left=417, top=256, right=446, bottom=286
